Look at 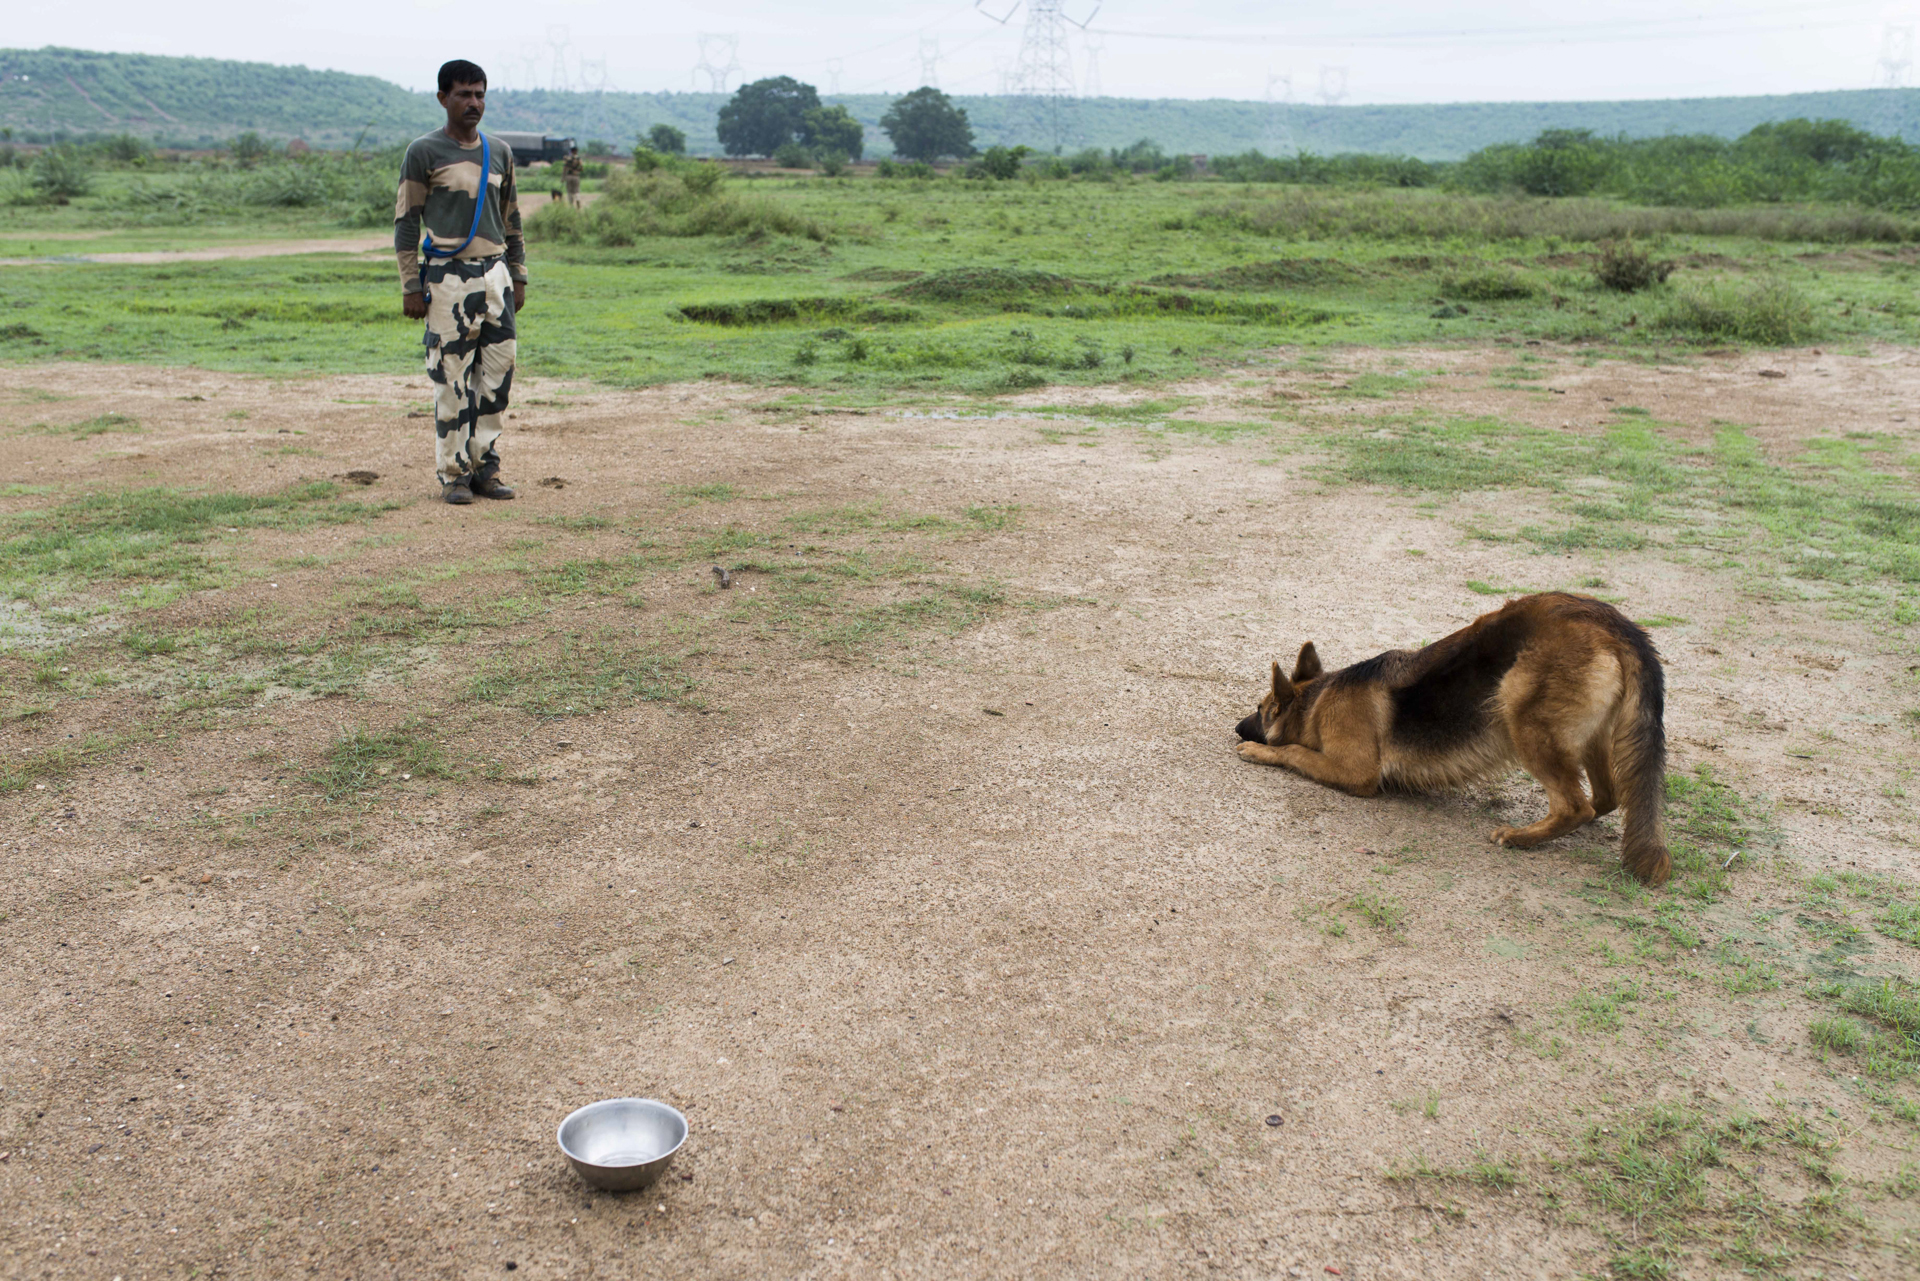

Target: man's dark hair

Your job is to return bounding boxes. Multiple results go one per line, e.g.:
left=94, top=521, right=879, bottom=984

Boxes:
left=438, top=60, right=488, bottom=93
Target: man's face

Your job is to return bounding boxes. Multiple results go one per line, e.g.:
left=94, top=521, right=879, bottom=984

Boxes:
left=438, top=80, right=486, bottom=129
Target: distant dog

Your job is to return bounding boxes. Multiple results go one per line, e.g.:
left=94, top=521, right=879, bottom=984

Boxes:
left=1235, top=592, right=1670, bottom=885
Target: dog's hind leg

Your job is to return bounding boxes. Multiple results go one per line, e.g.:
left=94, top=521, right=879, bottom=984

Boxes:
left=1490, top=724, right=1595, bottom=848
left=1583, top=735, right=1618, bottom=818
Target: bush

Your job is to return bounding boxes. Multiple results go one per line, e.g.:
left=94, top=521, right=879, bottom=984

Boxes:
left=1443, top=265, right=1537, bottom=300
left=646, top=124, right=688, bottom=156
left=816, top=150, right=849, bottom=177
left=98, top=133, right=152, bottom=165
left=1593, top=238, right=1676, bottom=292
left=772, top=141, right=812, bottom=169
left=29, top=145, right=92, bottom=201
left=875, top=158, right=935, bottom=179
left=229, top=131, right=274, bottom=168
left=526, top=163, right=828, bottom=244
left=977, top=145, right=1030, bottom=180
left=1656, top=274, right=1818, bottom=345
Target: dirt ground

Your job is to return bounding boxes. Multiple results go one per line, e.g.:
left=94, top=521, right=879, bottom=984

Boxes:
left=0, top=194, right=590, bottom=266
left=3, top=342, right=1920, bottom=1279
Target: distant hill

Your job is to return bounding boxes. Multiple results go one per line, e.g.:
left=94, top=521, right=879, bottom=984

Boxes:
left=6, top=46, right=1920, bottom=160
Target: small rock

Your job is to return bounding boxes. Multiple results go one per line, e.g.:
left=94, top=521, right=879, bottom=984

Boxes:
left=556, top=740, right=573, bottom=749
left=711, top=565, right=732, bottom=589
left=1758, top=369, right=1786, bottom=379
left=1265, top=1114, right=1283, bottom=1127
left=722, top=957, right=735, bottom=966
left=538, top=476, right=567, bottom=489
left=200, top=874, right=213, bottom=884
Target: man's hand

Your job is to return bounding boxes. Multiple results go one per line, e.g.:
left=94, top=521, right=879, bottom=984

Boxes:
left=514, top=281, right=527, bottom=313
left=402, top=292, right=427, bottom=321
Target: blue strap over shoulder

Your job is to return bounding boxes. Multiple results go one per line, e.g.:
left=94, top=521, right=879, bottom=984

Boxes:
left=418, top=132, right=491, bottom=300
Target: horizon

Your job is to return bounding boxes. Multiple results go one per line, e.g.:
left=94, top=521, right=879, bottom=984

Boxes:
left=3, top=0, right=1909, bottom=107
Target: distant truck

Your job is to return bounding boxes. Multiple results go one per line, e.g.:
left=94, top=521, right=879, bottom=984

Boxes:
left=493, top=132, right=577, bottom=166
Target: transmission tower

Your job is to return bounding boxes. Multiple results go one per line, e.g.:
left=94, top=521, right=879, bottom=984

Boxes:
left=1082, top=32, right=1104, bottom=98
left=1317, top=65, right=1348, bottom=107
left=978, top=0, right=1100, bottom=152
left=920, top=36, right=942, bottom=89
left=1265, top=73, right=1297, bottom=157
left=826, top=57, right=845, bottom=95
left=520, top=53, right=541, bottom=96
left=579, top=59, right=612, bottom=142
left=694, top=33, right=743, bottom=94
left=547, top=25, right=576, bottom=93
left=1879, top=22, right=1915, bottom=138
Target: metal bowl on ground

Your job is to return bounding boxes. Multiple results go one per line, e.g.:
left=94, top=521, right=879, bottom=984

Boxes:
left=556, top=1098, right=688, bottom=1191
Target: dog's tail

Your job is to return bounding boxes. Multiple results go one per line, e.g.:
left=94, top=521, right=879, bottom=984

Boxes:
left=1612, top=625, right=1670, bottom=886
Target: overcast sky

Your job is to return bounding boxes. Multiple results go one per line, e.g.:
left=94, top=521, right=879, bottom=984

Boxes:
left=9, top=0, right=1915, bottom=103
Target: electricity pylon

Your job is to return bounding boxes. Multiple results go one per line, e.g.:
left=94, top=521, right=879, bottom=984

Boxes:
left=977, top=0, right=1101, bottom=152
left=694, top=33, right=742, bottom=94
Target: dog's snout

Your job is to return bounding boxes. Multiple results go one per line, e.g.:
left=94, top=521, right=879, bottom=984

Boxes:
left=1235, top=713, right=1263, bottom=742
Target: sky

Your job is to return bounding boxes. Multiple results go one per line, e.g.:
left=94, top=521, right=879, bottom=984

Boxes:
left=8, top=0, right=1918, bottom=104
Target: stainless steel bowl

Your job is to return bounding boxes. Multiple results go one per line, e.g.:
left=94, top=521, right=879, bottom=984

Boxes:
left=556, top=1098, right=688, bottom=1192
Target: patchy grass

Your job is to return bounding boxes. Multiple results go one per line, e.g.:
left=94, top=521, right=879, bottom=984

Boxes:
left=1570, top=1103, right=1856, bottom=1275
left=468, top=632, right=693, bottom=717
left=0, top=482, right=397, bottom=601
left=307, top=721, right=454, bottom=802
left=1313, top=413, right=1920, bottom=622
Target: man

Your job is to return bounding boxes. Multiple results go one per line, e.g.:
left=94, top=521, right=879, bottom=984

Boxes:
left=394, top=59, right=525, bottom=505
left=562, top=144, right=584, bottom=209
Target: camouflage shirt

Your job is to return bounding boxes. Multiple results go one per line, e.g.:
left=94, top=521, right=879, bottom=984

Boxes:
left=394, top=129, right=526, bottom=294
left=563, top=154, right=584, bottom=179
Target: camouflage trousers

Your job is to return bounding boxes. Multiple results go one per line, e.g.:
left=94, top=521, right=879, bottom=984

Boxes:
left=422, top=256, right=516, bottom=487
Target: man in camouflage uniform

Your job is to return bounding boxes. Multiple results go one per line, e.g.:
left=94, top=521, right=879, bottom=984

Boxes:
left=395, top=58, right=526, bottom=504
left=562, top=145, right=584, bottom=208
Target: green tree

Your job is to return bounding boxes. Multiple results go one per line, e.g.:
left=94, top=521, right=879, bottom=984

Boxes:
left=977, top=144, right=1031, bottom=179
left=229, top=130, right=273, bottom=169
left=30, top=145, right=93, bottom=200
left=716, top=76, right=821, bottom=158
left=881, top=87, right=974, bottom=162
left=800, top=105, right=864, bottom=161
left=646, top=123, right=687, bottom=155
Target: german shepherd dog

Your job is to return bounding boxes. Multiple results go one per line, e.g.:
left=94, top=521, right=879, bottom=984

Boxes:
left=1235, top=593, right=1670, bottom=885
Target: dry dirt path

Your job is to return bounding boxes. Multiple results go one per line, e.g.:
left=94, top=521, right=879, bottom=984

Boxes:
left=0, top=193, right=594, bottom=267
left=2, top=347, right=1918, bottom=1279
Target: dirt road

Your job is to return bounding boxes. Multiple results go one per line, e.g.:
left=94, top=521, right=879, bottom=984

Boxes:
left=2, top=347, right=1918, bottom=1278
left=0, top=194, right=593, bottom=267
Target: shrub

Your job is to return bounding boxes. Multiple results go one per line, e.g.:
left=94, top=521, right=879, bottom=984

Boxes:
left=229, top=131, right=274, bottom=169
left=816, top=150, right=849, bottom=178
left=1593, top=238, right=1676, bottom=292
left=978, top=145, right=1031, bottom=180
left=29, top=145, right=92, bottom=201
left=1444, top=265, right=1538, bottom=300
left=646, top=124, right=688, bottom=156
left=526, top=164, right=828, bottom=244
left=772, top=141, right=812, bottom=169
left=99, top=133, right=152, bottom=165
left=1656, top=274, right=1819, bottom=345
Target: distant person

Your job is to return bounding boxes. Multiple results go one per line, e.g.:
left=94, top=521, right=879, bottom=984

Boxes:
left=563, top=144, right=584, bottom=208
left=394, top=58, right=526, bottom=505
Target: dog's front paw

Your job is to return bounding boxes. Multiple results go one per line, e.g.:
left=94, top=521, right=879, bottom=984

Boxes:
left=1237, top=742, right=1275, bottom=764
left=1489, top=826, right=1516, bottom=847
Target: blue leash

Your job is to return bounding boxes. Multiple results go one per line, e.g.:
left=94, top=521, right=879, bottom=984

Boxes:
left=418, top=132, right=490, bottom=303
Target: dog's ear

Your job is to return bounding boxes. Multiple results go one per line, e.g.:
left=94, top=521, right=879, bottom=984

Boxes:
left=1292, top=642, right=1323, bottom=684
left=1269, top=660, right=1297, bottom=709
